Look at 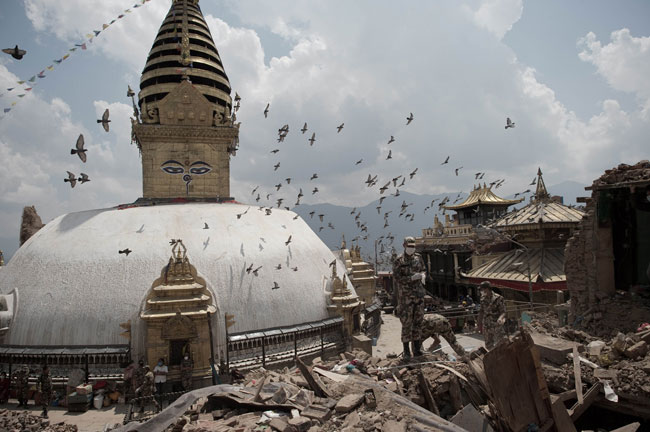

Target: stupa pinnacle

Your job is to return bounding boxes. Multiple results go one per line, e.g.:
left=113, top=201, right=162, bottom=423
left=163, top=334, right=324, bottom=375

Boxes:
left=132, top=0, right=239, bottom=201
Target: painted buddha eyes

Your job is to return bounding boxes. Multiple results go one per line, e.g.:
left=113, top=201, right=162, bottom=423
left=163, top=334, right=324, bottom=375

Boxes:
left=160, top=160, right=212, bottom=176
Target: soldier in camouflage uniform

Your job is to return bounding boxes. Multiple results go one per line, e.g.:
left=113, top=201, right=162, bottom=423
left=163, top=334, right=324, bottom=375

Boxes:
left=180, top=354, right=193, bottom=391
left=392, top=236, right=427, bottom=360
left=478, top=281, right=507, bottom=350
left=135, top=365, right=159, bottom=413
left=14, top=366, right=30, bottom=408
left=421, top=314, right=466, bottom=358
left=38, top=365, right=52, bottom=418
left=134, top=359, right=146, bottom=395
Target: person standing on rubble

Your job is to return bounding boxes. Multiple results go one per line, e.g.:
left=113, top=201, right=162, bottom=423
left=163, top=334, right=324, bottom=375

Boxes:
left=135, top=365, right=159, bottom=413
left=477, top=281, right=506, bottom=350
left=392, top=236, right=427, bottom=361
left=134, top=359, right=146, bottom=395
left=180, top=354, right=193, bottom=391
left=13, top=365, right=30, bottom=408
left=38, top=365, right=52, bottom=418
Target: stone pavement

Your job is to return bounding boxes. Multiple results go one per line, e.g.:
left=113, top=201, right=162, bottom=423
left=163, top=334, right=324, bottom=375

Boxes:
left=1, top=399, right=126, bottom=431
left=374, top=311, right=485, bottom=359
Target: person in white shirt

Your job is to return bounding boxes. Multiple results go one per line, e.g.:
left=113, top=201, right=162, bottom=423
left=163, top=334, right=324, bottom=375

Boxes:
left=153, top=358, right=168, bottom=396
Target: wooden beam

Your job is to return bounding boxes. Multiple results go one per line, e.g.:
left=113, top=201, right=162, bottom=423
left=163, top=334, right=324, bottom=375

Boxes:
left=572, top=346, right=583, bottom=405
left=417, top=370, right=440, bottom=416
left=295, top=356, right=330, bottom=398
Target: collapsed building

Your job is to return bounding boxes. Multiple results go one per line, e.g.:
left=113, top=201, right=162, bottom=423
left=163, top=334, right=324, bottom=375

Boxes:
left=566, top=160, right=650, bottom=332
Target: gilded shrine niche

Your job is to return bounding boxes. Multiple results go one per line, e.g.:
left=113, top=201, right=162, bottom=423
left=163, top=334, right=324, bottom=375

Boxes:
left=140, top=239, right=217, bottom=387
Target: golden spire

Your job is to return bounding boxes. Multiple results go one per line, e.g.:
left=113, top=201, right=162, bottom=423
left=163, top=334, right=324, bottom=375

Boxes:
left=534, top=167, right=550, bottom=201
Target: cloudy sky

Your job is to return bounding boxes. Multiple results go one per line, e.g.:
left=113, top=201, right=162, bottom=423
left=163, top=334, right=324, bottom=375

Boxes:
left=0, top=0, right=649, bottom=260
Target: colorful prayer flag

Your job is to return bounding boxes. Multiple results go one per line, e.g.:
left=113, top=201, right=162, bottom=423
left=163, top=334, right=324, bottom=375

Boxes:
left=94, top=30, right=101, bottom=36
left=63, top=54, right=70, bottom=60
left=25, top=88, right=32, bottom=91
left=17, top=94, right=25, bottom=98
left=6, top=88, right=14, bottom=91
left=54, top=59, right=62, bottom=64
left=17, top=81, right=25, bottom=84
left=110, top=19, right=116, bottom=24
left=28, top=76, right=36, bottom=82
left=86, top=33, right=93, bottom=39
left=38, top=71, right=46, bottom=78
left=69, top=48, right=77, bottom=52
left=102, top=24, right=109, bottom=30
left=3, top=108, right=10, bottom=113
left=81, top=43, right=87, bottom=50
left=118, top=14, right=124, bottom=18
left=47, top=65, right=54, bottom=70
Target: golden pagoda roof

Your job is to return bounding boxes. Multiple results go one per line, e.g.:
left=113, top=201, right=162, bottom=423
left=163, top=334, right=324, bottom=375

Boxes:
left=138, top=0, right=232, bottom=113
left=494, top=169, right=584, bottom=229
left=444, top=184, right=523, bottom=210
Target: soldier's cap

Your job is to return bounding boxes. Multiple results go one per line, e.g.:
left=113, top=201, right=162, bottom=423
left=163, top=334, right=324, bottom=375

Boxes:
left=479, top=281, right=492, bottom=290
left=403, top=236, right=416, bottom=245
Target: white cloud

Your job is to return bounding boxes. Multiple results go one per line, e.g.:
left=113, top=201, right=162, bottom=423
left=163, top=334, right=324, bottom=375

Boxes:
left=578, top=29, right=650, bottom=117
left=4, top=2, right=649, bottom=229
left=24, top=0, right=168, bottom=72
left=470, top=0, right=523, bottom=40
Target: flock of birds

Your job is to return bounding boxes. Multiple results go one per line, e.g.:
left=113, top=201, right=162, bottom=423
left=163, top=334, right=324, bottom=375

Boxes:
left=65, top=108, right=110, bottom=188
left=238, top=97, right=528, bottom=272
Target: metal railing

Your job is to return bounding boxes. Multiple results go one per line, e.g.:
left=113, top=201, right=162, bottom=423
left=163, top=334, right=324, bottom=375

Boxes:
left=226, top=317, right=345, bottom=370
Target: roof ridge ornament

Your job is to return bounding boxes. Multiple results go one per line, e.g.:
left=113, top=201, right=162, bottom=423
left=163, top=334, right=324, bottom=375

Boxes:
left=534, top=167, right=550, bottom=202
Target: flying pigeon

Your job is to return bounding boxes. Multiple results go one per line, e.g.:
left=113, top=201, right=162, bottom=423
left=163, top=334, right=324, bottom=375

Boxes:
left=203, top=222, right=209, bottom=229
left=251, top=186, right=259, bottom=195
left=97, top=108, right=110, bottom=132
left=355, top=159, right=363, bottom=165
left=455, top=167, right=463, bottom=176
left=406, top=112, right=414, bottom=125
left=234, top=92, right=241, bottom=102
left=264, top=103, right=270, bottom=118
left=127, top=85, right=135, bottom=97
left=270, top=149, right=280, bottom=154
left=308, top=132, right=316, bottom=146
left=310, top=173, right=318, bottom=180
left=285, top=235, right=292, bottom=246
left=252, top=266, right=262, bottom=276
left=530, top=178, right=536, bottom=186
left=312, top=187, right=319, bottom=194
left=64, top=171, right=77, bottom=188
left=301, top=122, right=308, bottom=134
left=71, top=134, right=87, bottom=162
left=77, top=173, right=90, bottom=184
left=274, top=162, right=280, bottom=171
left=387, top=136, right=395, bottom=145
left=2, top=45, right=26, bottom=60
left=386, top=150, right=392, bottom=160
left=246, top=263, right=254, bottom=274
left=275, top=264, right=282, bottom=270
left=505, top=117, right=515, bottom=129
left=119, top=248, right=132, bottom=256
left=337, top=123, right=344, bottom=133
left=292, top=266, right=298, bottom=272
left=272, top=281, right=280, bottom=290
left=441, top=156, right=449, bottom=165
left=409, top=168, right=418, bottom=179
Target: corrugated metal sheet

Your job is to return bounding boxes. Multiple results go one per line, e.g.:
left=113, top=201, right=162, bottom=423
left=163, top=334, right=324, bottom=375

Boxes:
left=494, top=200, right=584, bottom=228
left=464, top=248, right=566, bottom=283
left=445, top=185, right=523, bottom=210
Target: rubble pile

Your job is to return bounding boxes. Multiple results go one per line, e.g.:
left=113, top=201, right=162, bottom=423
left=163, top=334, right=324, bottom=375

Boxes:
left=0, top=409, right=78, bottom=432
left=120, top=349, right=476, bottom=432
left=594, top=160, right=650, bottom=187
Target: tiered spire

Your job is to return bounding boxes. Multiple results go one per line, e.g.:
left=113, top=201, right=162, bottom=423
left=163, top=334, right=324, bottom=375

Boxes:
left=534, top=167, right=550, bottom=201
left=138, top=0, right=232, bottom=118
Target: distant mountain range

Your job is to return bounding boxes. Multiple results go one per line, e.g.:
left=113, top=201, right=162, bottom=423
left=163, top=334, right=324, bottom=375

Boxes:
left=294, top=180, right=587, bottom=268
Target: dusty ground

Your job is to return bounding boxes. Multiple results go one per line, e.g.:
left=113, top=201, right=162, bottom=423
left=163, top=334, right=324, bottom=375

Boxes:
left=0, top=399, right=125, bottom=431
left=374, top=311, right=485, bottom=359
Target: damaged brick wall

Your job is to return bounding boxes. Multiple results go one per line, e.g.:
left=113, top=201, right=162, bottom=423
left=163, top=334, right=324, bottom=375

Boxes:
left=566, top=160, right=650, bottom=324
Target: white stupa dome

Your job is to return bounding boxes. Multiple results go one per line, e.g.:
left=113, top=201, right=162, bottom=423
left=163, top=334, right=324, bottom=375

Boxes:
left=0, top=202, right=350, bottom=356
